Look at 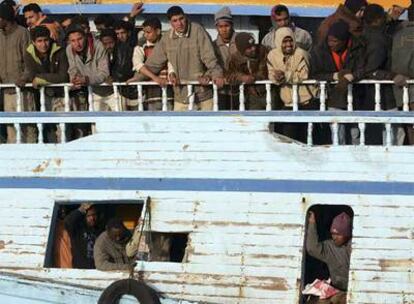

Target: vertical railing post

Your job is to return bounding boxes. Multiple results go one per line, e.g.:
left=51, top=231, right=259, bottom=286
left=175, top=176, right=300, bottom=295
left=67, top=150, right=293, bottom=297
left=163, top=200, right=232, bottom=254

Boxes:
left=213, top=84, right=219, bottom=112
left=403, top=86, right=409, bottom=112
left=137, top=84, right=144, bottom=111
left=358, top=122, right=366, bottom=146
left=292, top=84, right=299, bottom=111
left=332, top=122, right=339, bottom=146
left=15, top=86, right=22, bottom=144
left=265, top=83, right=272, bottom=111
left=319, top=82, right=326, bottom=111
left=347, top=84, right=353, bottom=111
left=187, top=84, right=194, bottom=111
left=37, top=87, right=46, bottom=143
left=239, top=84, right=245, bottom=111
left=161, top=86, right=168, bottom=111
left=374, top=83, right=381, bottom=111
left=307, top=123, right=313, bottom=146
left=60, top=84, right=70, bottom=143
left=87, top=86, right=94, bottom=112
left=385, top=123, right=393, bottom=147
left=113, top=84, right=121, bottom=112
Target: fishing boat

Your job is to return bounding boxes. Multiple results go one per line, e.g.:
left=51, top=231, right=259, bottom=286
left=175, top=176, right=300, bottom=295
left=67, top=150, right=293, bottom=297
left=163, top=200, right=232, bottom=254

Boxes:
left=0, top=78, right=412, bottom=304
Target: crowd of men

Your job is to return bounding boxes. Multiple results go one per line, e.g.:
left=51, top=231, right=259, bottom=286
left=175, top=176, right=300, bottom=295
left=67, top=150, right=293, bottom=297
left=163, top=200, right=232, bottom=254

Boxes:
left=0, top=0, right=413, bottom=144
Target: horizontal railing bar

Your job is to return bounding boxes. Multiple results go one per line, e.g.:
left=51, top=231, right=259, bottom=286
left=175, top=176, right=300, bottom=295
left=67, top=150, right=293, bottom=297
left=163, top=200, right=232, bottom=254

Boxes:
left=1, top=111, right=414, bottom=124
left=0, top=80, right=413, bottom=88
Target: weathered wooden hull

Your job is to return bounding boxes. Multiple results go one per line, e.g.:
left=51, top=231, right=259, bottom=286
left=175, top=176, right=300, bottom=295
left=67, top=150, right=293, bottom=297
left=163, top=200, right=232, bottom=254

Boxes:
left=0, top=113, right=412, bottom=303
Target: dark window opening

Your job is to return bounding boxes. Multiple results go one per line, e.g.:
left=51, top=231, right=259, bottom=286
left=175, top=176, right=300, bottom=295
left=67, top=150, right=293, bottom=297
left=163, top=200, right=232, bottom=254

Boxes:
left=45, top=201, right=143, bottom=269
left=270, top=122, right=412, bottom=146
left=143, top=232, right=189, bottom=263
left=0, top=123, right=95, bottom=144
left=300, top=205, right=354, bottom=304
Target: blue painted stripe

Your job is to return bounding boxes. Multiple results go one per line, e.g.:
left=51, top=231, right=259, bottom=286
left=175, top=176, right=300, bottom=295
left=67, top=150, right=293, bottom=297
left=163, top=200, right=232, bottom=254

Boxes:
left=0, top=111, right=413, bottom=118
left=0, top=177, right=413, bottom=195
left=40, top=4, right=335, bottom=17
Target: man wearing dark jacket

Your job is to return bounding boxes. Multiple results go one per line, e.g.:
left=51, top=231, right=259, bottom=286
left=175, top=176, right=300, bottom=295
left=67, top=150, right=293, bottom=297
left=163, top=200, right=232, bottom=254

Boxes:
left=226, top=32, right=268, bottom=110
left=100, top=28, right=136, bottom=106
left=392, top=1, right=414, bottom=144
left=16, top=26, right=68, bottom=142
left=310, top=21, right=365, bottom=144
left=362, top=4, right=406, bottom=145
left=64, top=203, right=103, bottom=269
left=317, top=0, right=367, bottom=45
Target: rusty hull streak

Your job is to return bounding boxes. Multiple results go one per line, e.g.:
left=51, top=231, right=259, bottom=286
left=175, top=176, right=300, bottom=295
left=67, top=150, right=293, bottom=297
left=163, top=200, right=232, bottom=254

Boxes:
left=379, top=259, right=413, bottom=271
left=32, top=160, right=50, bottom=173
left=54, top=158, right=62, bottom=166
left=0, top=240, right=5, bottom=250
left=164, top=220, right=302, bottom=229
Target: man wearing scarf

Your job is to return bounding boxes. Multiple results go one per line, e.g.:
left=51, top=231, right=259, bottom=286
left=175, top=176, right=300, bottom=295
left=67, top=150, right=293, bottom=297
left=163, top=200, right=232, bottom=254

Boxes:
left=267, top=27, right=317, bottom=142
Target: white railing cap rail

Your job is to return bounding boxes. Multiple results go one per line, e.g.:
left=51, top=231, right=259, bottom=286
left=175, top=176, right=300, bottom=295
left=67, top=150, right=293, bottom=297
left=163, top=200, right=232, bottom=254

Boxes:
left=0, top=79, right=413, bottom=88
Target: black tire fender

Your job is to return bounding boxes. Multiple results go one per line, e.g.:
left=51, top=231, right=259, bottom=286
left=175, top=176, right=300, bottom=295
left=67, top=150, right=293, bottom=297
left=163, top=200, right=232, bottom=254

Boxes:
left=98, top=279, right=161, bottom=304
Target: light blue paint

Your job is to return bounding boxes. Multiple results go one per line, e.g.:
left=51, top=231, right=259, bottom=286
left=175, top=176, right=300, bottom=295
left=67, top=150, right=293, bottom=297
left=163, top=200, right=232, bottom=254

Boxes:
left=38, top=4, right=335, bottom=17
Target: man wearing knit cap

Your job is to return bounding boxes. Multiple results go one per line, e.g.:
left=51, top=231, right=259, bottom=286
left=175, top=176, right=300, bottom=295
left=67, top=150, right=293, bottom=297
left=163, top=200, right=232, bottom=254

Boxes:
left=226, top=32, right=268, bottom=110
left=316, top=0, right=367, bottom=45
left=310, top=20, right=365, bottom=145
left=213, top=6, right=238, bottom=110
left=262, top=4, right=312, bottom=52
left=0, top=3, right=37, bottom=143
left=306, top=211, right=352, bottom=303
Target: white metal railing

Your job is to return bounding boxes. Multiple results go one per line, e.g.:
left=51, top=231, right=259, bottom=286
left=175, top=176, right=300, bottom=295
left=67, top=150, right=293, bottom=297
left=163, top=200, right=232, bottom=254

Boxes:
left=0, top=80, right=413, bottom=144
left=0, top=112, right=412, bottom=147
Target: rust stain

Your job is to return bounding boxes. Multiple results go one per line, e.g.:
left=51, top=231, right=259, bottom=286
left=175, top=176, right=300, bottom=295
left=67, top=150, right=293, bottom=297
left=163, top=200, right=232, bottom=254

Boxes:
left=165, top=220, right=301, bottom=229
left=182, top=144, right=189, bottom=151
left=54, top=158, right=62, bottom=166
left=32, top=160, right=50, bottom=173
left=379, top=259, right=412, bottom=271
left=0, top=240, right=13, bottom=250
left=233, top=117, right=249, bottom=126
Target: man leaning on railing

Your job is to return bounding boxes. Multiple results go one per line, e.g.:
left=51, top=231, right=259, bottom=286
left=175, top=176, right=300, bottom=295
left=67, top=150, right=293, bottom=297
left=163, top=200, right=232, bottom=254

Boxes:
left=136, top=6, right=225, bottom=111
left=15, top=26, right=69, bottom=143
left=0, top=3, right=37, bottom=144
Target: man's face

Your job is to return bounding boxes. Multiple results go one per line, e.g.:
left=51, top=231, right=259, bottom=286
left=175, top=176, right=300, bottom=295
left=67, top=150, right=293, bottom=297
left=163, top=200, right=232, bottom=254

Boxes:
left=143, top=25, right=160, bottom=44
left=101, top=36, right=116, bottom=52
left=244, top=45, right=257, bottom=58
left=24, top=10, right=41, bottom=27
left=61, top=18, right=72, bottom=31
left=170, top=14, right=187, bottom=34
left=216, top=20, right=233, bottom=41
left=85, top=207, right=97, bottom=228
left=115, top=28, right=129, bottom=43
left=332, top=232, right=348, bottom=247
left=69, top=32, right=86, bottom=53
left=33, top=36, right=50, bottom=55
left=281, top=36, right=294, bottom=55
left=108, top=227, right=124, bottom=243
left=327, top=35, right=347, bottom=53
left=273, top=11, right=290, bottom=28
